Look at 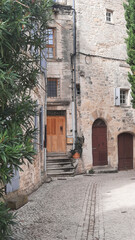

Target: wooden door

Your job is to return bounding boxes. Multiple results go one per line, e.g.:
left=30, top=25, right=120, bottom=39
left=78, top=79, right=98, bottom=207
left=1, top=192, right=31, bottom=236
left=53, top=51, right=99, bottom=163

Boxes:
left=118, top=133, right=133, bottom=170
left=47, top=116, right=66, bottom=153
left=92, top=119, right=108, bottom=166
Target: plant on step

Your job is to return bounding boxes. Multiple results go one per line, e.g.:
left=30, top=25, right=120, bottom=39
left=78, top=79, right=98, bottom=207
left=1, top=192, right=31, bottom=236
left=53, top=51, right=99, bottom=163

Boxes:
left=70, top=136, right=84, bottom=157
left=124, top=0, right=135, bottom=108
left=0, top=0, right=53, bottom=238
left=88, top=168, right=95, bottom=174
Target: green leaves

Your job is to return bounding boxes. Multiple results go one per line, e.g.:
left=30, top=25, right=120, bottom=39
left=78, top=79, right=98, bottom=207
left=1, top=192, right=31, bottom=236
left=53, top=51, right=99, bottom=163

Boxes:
left=0, top=1, right=52, bottom=238
left=124, top=0, right=135, bottom=107
left=0, top=202, right=16, bottom=240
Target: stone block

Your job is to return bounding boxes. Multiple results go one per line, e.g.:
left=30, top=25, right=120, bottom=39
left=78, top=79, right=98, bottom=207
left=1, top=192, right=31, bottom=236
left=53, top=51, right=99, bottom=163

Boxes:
left=6, top=195, right=28, bottom=210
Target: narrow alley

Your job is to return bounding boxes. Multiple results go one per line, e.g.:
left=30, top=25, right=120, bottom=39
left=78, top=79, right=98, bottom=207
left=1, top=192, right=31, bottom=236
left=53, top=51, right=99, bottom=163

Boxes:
left=13, top=171, right=135, bottom=240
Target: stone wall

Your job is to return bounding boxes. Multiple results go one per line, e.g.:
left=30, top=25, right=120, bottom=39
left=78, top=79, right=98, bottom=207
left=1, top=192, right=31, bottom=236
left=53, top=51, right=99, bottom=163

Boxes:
left=6, top=74, right=46, bottom=198
left=75, top=0, right=135, bottom=170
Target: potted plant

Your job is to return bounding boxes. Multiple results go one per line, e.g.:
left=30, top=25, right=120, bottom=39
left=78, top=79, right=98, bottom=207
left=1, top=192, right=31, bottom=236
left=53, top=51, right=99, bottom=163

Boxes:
left=70, top=136, right=84, bottom=159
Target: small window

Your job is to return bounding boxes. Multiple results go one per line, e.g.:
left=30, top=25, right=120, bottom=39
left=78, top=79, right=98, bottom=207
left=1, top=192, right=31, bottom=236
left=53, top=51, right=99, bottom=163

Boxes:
left=120, top=89, right=128, bottom=105
left=76, top=84, right=80, bottom=95
left=115, top=88, right=129, bottom=106
left=106, top=10, right=113, bottom=23
left=47, top=78, right=58, bottom=97
left=46, top=29, right=56, bottom=59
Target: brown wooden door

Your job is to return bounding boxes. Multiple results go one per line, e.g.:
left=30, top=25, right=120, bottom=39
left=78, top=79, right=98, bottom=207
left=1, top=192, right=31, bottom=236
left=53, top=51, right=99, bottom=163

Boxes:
left=92, top=119, right=108, bottom=166
left=47, top=116, right=66, bottom=153
left=118, top=133, right=133, bottom=170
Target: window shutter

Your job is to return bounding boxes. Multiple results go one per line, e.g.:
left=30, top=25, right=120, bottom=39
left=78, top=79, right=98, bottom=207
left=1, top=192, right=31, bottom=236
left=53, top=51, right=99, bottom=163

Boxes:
left=41, top=48, right=47, bottom=73
left=34, top=102, right=38, bottom=151
left=6, top=168, right=20, bottom=193
left=39, top=106, right=44, bottom=149
left=115, top=88, right=120, bottom=106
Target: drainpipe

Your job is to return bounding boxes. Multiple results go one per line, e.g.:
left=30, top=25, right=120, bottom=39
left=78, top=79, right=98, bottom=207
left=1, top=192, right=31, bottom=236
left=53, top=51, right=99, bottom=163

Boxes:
left=72, top=0, right=77, bottom=147
left=44, top=71, right=47, bottom=172
left=41, top=49, right=47, bottom=172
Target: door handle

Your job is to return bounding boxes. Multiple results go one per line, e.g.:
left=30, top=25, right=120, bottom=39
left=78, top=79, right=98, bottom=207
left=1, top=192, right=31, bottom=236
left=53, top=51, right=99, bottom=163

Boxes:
left=60, top=126, right=63, bottom=132
left=92, top=148, right=96, bottom=150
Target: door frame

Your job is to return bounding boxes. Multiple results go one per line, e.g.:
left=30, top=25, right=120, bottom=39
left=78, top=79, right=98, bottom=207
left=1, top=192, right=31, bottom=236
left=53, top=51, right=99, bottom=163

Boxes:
left=47, top=110, right=67, bottom=153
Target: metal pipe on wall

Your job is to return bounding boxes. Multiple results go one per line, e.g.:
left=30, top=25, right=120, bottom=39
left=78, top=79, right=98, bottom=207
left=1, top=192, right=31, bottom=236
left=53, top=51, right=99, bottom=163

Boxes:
left=73, top=0, right=77, bottom=143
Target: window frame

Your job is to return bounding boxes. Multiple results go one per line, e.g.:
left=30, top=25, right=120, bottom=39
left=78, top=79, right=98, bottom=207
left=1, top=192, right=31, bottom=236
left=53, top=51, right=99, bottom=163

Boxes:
left=120, top=89, right=129, bottom=106
left=46, top=28, right=56, bottom=59
left=106, top=9, right=113, bottom=23
left=114, top=88, right=130, bottom=107
left=47, top=78, right=58, bottom=98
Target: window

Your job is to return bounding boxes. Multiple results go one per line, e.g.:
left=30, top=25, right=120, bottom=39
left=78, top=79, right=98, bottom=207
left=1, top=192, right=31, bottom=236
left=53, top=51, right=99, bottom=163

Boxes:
left=115, top=88, right=129, bottom=106
left=106, top=10, right=113, bottom=23
left=76, top=84, right=80, bottom=95
left=120, top=89, right=128, bottom=105
left=47, top=78, right=58, bottom=97
left=46, top=29, right=55, bottom=59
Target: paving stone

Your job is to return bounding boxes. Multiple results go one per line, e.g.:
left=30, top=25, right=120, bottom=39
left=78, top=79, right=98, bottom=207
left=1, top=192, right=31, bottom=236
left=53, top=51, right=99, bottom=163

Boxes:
left=12, top=171, right=135, bottom=240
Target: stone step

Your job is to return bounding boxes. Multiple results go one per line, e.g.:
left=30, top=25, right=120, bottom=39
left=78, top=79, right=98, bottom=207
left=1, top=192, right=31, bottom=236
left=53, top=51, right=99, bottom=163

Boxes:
left=47, top=159, right=70, bottom=164
left=47, top=153, right=68, bottom=158
left=93, top=165, right=118, bottom=174
left=47, top=162, right=71, bottom=166
left=47, top=166, right=74, bottom=171
left=47, top=154, right=74, bottom=177
left=47, top=156, right=69, bottom=161
left=47, top=171, right=74, bottom=177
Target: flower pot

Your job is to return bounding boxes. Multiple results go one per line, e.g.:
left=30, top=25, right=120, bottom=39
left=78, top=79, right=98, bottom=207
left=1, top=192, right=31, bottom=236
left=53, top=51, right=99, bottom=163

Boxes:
left=73, top=152, right=80, bottom=159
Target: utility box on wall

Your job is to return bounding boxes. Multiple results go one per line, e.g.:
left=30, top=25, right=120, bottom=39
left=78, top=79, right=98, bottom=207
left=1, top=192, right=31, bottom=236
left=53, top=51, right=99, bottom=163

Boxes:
left=54, top=0, right=67, bottom=5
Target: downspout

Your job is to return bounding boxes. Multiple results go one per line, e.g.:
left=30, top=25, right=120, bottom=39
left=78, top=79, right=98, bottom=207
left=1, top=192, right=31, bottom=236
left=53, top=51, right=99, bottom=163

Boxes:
left=44, top=71, right=47, bottom=172
left=41, top=48, right=47, bottom=172
left=72, top=0, right=77, bottom=146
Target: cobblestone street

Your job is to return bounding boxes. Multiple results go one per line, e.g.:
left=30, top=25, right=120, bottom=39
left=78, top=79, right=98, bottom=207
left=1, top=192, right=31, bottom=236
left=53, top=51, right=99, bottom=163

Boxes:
left=13, top=171, right=135, bottom=240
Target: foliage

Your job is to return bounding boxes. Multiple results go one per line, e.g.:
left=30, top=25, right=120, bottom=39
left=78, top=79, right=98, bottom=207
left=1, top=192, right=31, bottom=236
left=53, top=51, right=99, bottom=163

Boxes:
left=124, top=0, right=135, bottom=107
left=0, top=202, right=16, bottom=240
left=88, top=168, right=95, bottom=174
left=0, top=0, right=53, bottom=238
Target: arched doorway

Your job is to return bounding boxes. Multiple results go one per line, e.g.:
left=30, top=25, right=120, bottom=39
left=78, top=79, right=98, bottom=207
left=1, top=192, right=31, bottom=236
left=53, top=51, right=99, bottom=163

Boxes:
left=92, top=119, right=108, bottom=166
left=118, top=133, right=133, bottom=170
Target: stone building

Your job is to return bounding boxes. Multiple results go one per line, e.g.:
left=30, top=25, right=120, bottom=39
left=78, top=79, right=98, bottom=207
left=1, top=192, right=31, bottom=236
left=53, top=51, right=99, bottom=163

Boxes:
left=6, top=0, right=135, bottom=198
left=46, top=0, right=135, bottom=174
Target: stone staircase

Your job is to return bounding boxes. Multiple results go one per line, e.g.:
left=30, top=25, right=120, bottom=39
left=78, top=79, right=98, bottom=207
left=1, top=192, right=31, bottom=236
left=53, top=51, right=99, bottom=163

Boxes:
left=46, top=153, right=75, bottom=177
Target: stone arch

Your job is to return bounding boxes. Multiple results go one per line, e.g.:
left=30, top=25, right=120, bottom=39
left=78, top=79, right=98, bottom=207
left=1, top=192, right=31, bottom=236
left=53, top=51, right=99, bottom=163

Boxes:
left=91, top=110, right=112, bottom=126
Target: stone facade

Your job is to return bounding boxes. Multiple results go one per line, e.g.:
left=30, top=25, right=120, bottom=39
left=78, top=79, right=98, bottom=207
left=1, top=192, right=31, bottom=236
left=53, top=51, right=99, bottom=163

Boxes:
left=7, top=0, right=135, bottom=197
left=47, top=0, right=135, bottom=172
left=75, top=0, right=135, bottom=170
left=47, top=3, right=74, bottom=153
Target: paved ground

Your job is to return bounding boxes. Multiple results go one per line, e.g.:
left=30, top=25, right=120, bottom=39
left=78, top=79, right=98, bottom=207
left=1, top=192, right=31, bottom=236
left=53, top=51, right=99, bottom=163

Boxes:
left=12, top=170, right=135, bottom=240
